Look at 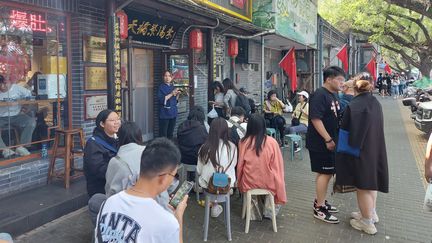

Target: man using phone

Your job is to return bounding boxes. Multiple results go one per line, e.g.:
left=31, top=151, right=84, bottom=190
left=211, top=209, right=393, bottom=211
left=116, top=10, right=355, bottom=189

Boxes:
left=95, top=138, right=188, bottom=243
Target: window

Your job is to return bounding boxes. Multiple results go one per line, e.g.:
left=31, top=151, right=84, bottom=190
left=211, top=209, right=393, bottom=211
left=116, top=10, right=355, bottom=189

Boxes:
left=0, top=5, right=69, bottom=162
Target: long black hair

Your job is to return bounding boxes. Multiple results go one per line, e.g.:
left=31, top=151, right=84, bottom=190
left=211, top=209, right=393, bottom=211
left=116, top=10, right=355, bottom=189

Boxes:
left=210, top=81, right=224, bottom=94
left=187, top=105, right=206, bottom=124
left=222, top=78, right=239, bottom=94
left=242, top=114, right=267, bottom=156
left=118, top=121, right=143, bottom=146
left=198, top=117, right=232, bottom=168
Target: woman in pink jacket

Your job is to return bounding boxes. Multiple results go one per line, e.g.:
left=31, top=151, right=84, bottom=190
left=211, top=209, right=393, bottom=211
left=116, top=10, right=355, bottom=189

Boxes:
left=237, top=114, right=287, bottom=205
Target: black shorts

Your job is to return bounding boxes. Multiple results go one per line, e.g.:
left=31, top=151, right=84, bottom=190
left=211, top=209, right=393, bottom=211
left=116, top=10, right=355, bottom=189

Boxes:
left=309, top=151, right=336, bottom=174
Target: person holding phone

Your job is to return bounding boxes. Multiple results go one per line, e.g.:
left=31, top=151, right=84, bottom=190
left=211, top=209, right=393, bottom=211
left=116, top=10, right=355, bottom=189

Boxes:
left=94, top=138, right=188, bottom=243
left=158, top=70, right=180, bottom=139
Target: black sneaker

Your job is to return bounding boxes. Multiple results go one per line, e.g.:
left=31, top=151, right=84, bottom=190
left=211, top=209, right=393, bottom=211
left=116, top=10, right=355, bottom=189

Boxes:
left=313, top=206, right=339, bottom=224
left=294, top=143, right=301, bottom=153
left=314, top=199, right=339, bottom=213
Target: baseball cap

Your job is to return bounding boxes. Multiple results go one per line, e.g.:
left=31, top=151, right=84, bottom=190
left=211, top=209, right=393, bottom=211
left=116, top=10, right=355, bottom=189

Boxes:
left=298, top=91, right=309, bottom=99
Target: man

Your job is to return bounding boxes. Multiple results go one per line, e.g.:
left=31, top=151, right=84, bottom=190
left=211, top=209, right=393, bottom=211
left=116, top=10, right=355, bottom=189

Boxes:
left=306, top=66, right=345, bottom=224
left=376, top=73, right=383, bottom=95
left=95, top=137, right=188, bottom=243
left=0, top=74, right=35, bottom=158
left=226, top=106, right=248, bottom=145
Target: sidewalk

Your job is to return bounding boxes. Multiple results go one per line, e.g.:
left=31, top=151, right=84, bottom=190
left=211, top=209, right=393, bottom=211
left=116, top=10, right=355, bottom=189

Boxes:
left=16, top=97, right=432, bottom=243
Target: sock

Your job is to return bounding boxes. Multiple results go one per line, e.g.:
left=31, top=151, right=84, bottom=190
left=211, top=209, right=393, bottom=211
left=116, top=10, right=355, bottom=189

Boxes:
left=372, top=208, right=377, bottom=215
left=361, top=218, right=374, bottom=225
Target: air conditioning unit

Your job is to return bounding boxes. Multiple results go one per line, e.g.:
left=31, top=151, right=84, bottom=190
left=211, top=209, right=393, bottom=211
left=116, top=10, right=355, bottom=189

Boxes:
left=236, top=40, right=261, bottom=64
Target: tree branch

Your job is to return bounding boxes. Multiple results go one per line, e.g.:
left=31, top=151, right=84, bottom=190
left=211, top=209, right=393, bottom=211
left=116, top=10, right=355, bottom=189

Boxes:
left=381, top=44, right=421, bottom=68
left=386, top=11, right=432, bottom=44
left=384, top=0, right=432, bottom=20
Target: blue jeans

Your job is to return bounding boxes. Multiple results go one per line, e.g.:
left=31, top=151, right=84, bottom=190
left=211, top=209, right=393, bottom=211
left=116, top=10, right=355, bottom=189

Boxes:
left=159, top=118, right=176, bottom=139
left=392, top=85, right=399, bottom=96
left=286, top=123, right=308, bottom=134
left=399, top=84, right=405, bottom=95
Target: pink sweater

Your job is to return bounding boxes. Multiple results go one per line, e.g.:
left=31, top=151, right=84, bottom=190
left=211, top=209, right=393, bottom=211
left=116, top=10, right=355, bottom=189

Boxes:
left=237, top=136, right=287, bottom=204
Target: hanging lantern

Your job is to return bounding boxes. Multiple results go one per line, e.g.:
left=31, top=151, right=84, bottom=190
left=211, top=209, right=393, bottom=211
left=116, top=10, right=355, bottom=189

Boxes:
left=189, top=29, right=203, bottom=52
left=116, top=10, right=128, bottom=40
left=228, top=39, right=238, bottom=57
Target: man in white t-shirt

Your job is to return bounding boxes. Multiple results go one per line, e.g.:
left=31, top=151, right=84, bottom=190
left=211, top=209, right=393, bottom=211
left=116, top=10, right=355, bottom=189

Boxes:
left=95, top=137, right=188, bottom=243
left=0, top=74, right=35, bottom=158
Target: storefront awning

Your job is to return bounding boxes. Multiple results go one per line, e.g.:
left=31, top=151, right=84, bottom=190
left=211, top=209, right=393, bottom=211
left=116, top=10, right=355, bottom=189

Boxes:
left=259, top=34, right=317, bottom=51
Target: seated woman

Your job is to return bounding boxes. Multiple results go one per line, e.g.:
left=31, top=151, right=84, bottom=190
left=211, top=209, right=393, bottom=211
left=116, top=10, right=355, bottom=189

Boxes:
left=263, top=90, right=286, bottom=145
left=197, top=118, right=237, bottom=218
left=105, top=121, right=176, bottom=212
left=177, top=106, right=208, bottom=165
left=237, top=114, right=287, bottom=215
left=285, top=91, right=309, bottom=152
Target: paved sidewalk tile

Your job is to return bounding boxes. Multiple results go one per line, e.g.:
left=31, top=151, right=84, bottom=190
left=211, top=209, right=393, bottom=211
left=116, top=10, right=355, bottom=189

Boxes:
left=15, top=97, right=432, bottom=243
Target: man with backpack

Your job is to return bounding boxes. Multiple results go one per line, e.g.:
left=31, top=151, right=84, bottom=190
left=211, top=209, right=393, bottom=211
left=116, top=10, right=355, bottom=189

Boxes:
left=226, top=106, right=248, bottom=146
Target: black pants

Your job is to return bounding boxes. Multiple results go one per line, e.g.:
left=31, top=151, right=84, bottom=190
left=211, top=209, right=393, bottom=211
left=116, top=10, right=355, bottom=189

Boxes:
left=159, top=118, right=176, bottom=139
left=267, top=115, right=285, bottom=143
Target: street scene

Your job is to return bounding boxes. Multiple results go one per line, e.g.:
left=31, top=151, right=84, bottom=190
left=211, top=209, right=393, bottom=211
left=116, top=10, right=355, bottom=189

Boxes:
left=0, top=0, right=432, bottom=242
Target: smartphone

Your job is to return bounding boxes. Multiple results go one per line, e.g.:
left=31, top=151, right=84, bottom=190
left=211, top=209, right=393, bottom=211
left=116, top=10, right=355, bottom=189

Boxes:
left=169, top=181, right=194, bottom=208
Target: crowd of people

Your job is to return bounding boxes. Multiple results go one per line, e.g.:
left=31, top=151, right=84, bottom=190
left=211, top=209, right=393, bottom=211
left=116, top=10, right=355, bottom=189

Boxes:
left=80, top=66, right=390, bottom=242
left=377, top=72, right=408, bottom=98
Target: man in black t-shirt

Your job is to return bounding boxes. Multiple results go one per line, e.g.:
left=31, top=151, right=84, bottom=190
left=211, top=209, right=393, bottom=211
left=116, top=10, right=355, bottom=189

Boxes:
left=306, top=66, right=345, bottom=224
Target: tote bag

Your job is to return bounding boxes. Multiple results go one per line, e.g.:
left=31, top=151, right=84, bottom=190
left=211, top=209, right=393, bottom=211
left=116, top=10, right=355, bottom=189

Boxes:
left=336, top=129, right=360, bottom=157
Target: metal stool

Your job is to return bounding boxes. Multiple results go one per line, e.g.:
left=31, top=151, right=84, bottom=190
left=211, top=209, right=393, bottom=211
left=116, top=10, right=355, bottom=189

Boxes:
left=203, top=191, right=232, bottom=241
left=241, top=189, right=277, bottom=233
left=285, top=134, right=303, bottom=161
left=47, top=128, right=85, bottom=188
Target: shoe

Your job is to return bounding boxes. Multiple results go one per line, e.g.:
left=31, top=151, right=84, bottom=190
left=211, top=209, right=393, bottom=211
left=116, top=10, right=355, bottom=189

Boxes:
left=211, top=204, right=223, bottom=218
left=350, top=218, right=377, bottom=235
left=314, top=199, right=339, bottom=213
left=16, top=147, right=30, bottom=156
left=294, top=143, right=301, bottom=153
left=351, top=211, right=379, bottom=223
left=313, top=206, right=339, bottom=224
left=2, top=149, right=15, bottom=158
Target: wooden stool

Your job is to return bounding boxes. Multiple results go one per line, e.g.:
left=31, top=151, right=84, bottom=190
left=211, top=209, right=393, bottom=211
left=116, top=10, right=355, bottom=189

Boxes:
left=47, top=128, right=85, bottom=188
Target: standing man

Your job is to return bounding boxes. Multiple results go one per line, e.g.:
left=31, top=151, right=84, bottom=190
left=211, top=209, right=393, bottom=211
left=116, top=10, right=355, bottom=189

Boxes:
left=306, top=66, right=345, bottom=224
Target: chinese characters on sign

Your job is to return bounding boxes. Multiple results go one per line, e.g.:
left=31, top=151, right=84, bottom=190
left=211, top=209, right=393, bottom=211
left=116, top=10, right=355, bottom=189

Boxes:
left=85, top=95, right=108, bottom=120
left=125, top=9, right=181, bottom=46
left=9, top=9, right=51, bottom=32
left=85, top=66, right=107, bottom=90
left=83, top=36, right=107, bottom=63
left=113, top=20, right=122, bottom=117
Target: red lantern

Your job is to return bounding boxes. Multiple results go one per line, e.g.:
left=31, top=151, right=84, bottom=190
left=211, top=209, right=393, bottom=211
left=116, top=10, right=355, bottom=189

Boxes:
left=189, top=29, right=203, bottom=52
left=116, top=10, right=128, bottom=40
left=228, top=39, right=238, bottom=57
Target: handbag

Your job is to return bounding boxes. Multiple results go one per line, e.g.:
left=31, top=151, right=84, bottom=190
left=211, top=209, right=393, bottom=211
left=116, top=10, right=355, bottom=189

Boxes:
left=291, top=103, right=307, bottom=126
left=336, top=129, right=360, bottom=157
left=207, top=105, right=219, bottom=119
left=332, top=176, right=356, bottom=194
left=206, top=156, right=234, bottom=195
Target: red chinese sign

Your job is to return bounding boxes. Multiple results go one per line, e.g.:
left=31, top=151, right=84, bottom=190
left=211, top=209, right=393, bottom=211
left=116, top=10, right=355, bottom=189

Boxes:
left=9, top=10, right=50, bottom=32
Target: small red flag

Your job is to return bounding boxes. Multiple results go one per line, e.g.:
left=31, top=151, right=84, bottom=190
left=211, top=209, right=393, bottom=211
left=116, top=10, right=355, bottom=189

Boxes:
left=336, top=44, right=349, bottom=72
left=366, top=57, right=377, bottom=81
left=279, top=47, right=297, bottom=91
left=384, top=62, right=392, bottom=74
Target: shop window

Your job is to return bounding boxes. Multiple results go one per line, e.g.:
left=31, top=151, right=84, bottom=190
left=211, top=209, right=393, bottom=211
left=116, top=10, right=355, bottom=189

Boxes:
left=0, top=5, right=68, bottom=162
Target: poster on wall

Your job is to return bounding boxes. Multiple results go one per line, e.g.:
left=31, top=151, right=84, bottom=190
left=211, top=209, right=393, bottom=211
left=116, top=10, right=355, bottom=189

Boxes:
left=85, top=95, right=108, bottom=120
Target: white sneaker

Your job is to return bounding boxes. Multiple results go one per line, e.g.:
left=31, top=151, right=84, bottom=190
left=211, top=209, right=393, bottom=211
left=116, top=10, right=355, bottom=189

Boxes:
left=15, top=146, right=30, bottom=156
left=2, top=149, right=15, bottom=158
left=350, top=218, right=377, bottom=235
left=211, top=204, right=223, bottom=218
left=350, top=211, right=379, bottom=223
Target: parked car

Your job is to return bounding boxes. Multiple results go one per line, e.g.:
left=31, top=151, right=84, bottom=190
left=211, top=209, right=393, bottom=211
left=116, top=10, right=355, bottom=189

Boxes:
left=415, top=101, right=432, bottom=134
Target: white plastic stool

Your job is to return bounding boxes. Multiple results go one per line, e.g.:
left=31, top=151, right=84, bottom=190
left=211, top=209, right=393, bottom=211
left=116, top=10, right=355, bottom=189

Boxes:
left=241, top=189, right=277, bottom=233
left=179, top=164, right=200, bottom=201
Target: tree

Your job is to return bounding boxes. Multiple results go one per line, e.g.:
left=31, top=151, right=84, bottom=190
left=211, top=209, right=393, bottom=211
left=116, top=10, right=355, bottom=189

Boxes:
left=383, top=0, right=432, bottom=20
left=319, top=0, right=432, bottom=77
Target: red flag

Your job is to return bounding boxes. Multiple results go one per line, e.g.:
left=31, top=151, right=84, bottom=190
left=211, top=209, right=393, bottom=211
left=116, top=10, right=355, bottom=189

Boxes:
left=336, top=44, right=349, bottom=72
left=384, top=62, right=392, bottom=74
left=366, top=57, right=377, bottom=81
left=279, top=47, right=297, bottom=91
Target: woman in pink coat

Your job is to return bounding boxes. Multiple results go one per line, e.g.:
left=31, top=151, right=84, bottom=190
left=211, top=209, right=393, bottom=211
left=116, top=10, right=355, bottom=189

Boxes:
left=237, top=114, right=287, bottom=205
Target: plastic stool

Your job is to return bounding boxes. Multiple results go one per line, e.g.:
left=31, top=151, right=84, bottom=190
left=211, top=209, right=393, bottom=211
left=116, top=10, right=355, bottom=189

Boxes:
left=179, top=164, right=200, bottom=201
left=285, top=134, right=303, bottom=161
left=241, top=189, right=277, bottom=233
left=203, top=191, right=232, bottom=241
left=266, top=128, right=280, bottom=142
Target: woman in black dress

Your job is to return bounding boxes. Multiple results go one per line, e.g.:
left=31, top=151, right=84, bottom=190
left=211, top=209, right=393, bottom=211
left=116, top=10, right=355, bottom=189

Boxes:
left=335, top=73, right=388, bottom=235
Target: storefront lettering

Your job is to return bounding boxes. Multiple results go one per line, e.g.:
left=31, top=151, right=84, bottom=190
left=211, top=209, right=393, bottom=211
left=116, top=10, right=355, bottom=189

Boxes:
left=129, top=19, right=176, bottom=41
left=9, top=10, right=51, bottom=33
left=114, top=20, right=122, bottom=117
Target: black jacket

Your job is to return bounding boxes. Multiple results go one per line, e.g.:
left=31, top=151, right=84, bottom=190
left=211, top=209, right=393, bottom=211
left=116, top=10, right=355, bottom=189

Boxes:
left=83, top=128, right=118, bottom=197
left=177, top=120, right=208, bottom=165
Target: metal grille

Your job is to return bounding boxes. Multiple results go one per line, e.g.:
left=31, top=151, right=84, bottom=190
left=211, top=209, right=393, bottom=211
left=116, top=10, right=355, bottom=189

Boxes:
left=8, top=0, right=78, bottom=12
left=417, top=107, right=423, bottom=120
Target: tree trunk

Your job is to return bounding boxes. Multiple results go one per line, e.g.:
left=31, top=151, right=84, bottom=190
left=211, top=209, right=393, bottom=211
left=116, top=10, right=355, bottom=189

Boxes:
left=419, top=58, right=432, bottom=78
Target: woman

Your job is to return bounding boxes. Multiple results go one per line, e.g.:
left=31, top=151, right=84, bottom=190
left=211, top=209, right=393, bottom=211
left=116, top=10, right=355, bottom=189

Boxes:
left=157, top=70, right=180, bottom=139
left=222, top=78, right=238, bottom=116
left=84, top=109, right=120, bottom=197
left=339, top=80, right=355, bottom=113
left=197, top=118, right=237, bottom=218
left=335, top=75, right=388, bottom=235
left=286, top=91, right=309, bottom=152
left=237, top=114, right=286, bottom=209
left=391, top=75, right=400, bottom=99
left=263, top=90, right=286, bottom=145
left=105, top=121, right=175, bottom=211
left=208, top=81, right=225, bottom=123
left=177, top=106, right=208, bottom=166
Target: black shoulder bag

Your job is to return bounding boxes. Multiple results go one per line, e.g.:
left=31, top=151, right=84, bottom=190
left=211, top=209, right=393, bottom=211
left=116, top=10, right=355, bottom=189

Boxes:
left=291, top=103, right=307, bottom=126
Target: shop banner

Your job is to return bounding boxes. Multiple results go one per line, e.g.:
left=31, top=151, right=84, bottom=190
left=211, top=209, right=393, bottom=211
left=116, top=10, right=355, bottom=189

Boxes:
left=125, top=9, right=182, bottom=46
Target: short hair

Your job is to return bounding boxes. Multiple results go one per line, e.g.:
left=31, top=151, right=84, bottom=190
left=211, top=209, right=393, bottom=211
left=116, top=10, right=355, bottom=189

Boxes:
left=231, top=106, right=246, bottom=117
left=267, top=90, right=277, bottom=100
left=187, top=105, right=205, bottom=124
left=118, top=121, right=143, bottom=146
left=95, top=109, right=116, bottom=129
left=140, top=137, right=181, bottom=178
left=323, top=66, right=345, bottom=83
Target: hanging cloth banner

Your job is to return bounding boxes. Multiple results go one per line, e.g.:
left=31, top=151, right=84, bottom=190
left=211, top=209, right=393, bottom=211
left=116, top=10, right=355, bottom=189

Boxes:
left=279, top=47, right=297, bottom=91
